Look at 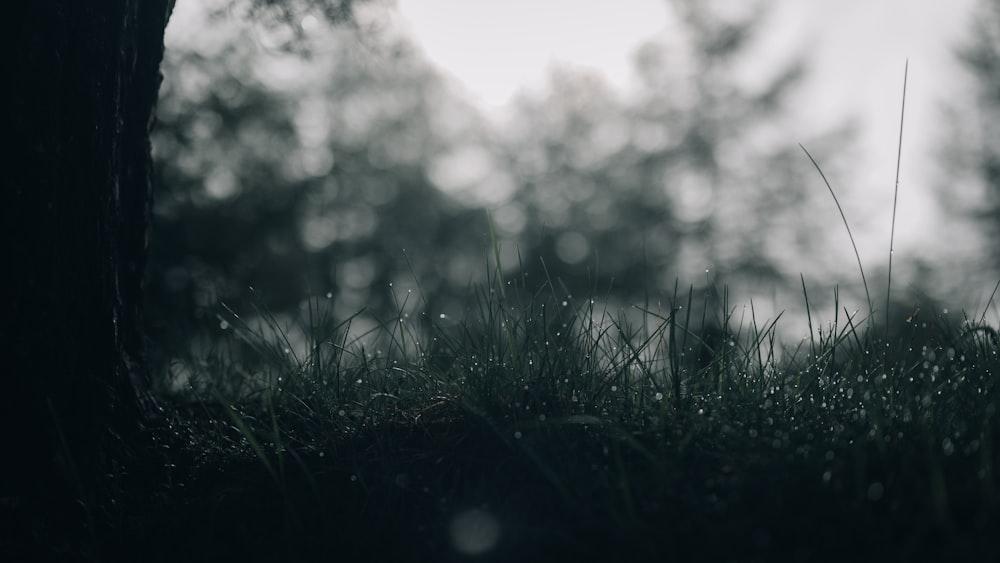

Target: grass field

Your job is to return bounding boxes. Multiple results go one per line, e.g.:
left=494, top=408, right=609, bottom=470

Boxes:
left=108, top=96, right=1000, bottom=561
left=103, top=256, right=1000, bottom=562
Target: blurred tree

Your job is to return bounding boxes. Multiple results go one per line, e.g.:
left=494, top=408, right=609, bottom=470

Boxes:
left=147, top=3, right=493, bottom=378
left=942, top=0, right=1000, bottom=275
left=495, top=0, right=848, bottom=306
left=149, top=0, right=859, bottom=384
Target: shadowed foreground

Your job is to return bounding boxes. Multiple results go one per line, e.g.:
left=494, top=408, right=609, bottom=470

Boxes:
left=11, top=282, right=1000, bottom=562
left=119, top=405, right=999, bottom=563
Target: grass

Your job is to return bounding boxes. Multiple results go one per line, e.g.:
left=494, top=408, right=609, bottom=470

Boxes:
left=106, top=249, right=1000, bottom=563
left=96, top=73, right=998, bottom=561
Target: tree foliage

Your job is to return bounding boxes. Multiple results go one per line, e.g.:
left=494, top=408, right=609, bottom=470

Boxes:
left=148, top=3, right=492, bottom=376
left=149, top=0, right=853, bottom=390
left=494, top=0, right=846, bottom=303
left=948, top=0, right=1000, bottom=272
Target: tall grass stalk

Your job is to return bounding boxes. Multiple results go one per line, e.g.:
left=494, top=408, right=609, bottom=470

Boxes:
left=486, top=210, right=519, bottom=366
left=799, top=144, right=874, bottom=317
left=886, top=60, right=909, bottom=337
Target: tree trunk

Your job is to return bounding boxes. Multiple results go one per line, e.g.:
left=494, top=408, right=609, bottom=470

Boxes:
left=4, top=0, right=173, bottom=558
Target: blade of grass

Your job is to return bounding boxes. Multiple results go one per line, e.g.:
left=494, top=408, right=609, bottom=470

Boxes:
left=977, top=278, right=1000, bottom=327
left=669, top=280, right=681, bottom=409
left=216, top=394, right=278, bottom=482
left=799, top=144, right=874, bottom=317
left=801, top=274, right=817, bottom=361
left=886, top=60, right=909, bottom=338
left=486, top=210, right=519, bottom=365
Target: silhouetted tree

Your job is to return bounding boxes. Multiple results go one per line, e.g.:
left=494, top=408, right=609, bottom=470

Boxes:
left=5, top=1, right=174, bottom=556
left=3, top=0, right=366, bottom=557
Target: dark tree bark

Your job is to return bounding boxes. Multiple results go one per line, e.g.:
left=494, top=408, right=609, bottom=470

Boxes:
left=4, top=1, right=174, bottom=558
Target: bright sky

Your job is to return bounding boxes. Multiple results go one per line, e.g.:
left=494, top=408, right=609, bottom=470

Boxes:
left=395, top=0, right=984, bottom=276
left=395, top=0, right=667, bottom=108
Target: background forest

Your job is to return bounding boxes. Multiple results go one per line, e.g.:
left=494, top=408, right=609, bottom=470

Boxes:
left=145, top=0, right=1000, bottom=397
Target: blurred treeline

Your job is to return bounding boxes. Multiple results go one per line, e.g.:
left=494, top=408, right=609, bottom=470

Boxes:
left=941, top=0, right=1000, bottom=274
left=146, top=0, right=1000, bottom=385
left=145, top=0, right=848, bottom=381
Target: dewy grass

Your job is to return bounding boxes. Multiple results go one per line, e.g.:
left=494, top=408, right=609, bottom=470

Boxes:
left=135, top=102, right=1000, bottom=560
left=143, top=248, right=1000, bottom=561
left=149, top=191, right=999, bottom=562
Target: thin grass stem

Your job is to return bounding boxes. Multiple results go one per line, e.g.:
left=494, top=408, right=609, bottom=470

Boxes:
left=799, top=144, right=874, bottom=317
left=886, top=60, right=909, bottom=337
